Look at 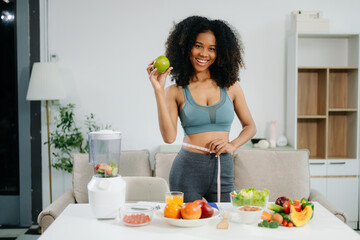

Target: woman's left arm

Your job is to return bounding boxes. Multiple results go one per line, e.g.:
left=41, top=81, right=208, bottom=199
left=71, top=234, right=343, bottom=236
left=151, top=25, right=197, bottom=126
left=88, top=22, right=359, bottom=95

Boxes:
left=229, top=83, right=256, bottom=148
left=209, top=83, right=256, bottom=156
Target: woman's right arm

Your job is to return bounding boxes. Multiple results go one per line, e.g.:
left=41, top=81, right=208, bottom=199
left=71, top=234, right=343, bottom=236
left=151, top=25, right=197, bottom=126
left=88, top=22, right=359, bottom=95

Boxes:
left=147, top=61, right=178, bottom=143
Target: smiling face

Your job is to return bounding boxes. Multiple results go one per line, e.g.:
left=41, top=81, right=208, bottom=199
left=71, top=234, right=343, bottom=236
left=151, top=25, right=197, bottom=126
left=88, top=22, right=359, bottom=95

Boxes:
left=189, top=31, right=217, bottom=74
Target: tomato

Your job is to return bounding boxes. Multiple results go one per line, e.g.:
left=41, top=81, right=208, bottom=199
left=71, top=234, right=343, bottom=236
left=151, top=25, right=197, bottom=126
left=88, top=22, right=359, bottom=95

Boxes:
left=283, top=201, right=291, bottom=214
left=164, top=203, right=181, bottom=219
left=282, top=220, right=288, bottom=227
left=293, top=201, right=302, bottom=212
left=283, top=200, right=302, bottom=213
left=181, top=202, right=201, bottom=219
left=288, top=222, right=294, bottom=228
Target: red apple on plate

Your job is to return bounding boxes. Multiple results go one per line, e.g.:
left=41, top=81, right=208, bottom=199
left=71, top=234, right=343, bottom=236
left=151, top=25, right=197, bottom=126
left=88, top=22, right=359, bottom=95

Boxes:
left=194, top=200, right=214, bottom=218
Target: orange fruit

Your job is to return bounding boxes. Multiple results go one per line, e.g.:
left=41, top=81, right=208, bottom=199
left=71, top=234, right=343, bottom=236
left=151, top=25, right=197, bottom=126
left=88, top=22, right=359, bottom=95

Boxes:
left=164, top=203, right=181, bottom=219
left=180, top=202, right=201, bottom=219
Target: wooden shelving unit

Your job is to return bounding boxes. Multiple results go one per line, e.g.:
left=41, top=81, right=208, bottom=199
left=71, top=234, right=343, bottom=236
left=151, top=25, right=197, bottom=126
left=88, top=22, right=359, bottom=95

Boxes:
left=287, top=33, right=360, bottom=228
left=296, top=67, right=358, bottom=159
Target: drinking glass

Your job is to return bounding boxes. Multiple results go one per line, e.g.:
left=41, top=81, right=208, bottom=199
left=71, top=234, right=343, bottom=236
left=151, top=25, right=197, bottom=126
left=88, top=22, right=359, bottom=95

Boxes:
left=165, top=191, right=184, bottom=205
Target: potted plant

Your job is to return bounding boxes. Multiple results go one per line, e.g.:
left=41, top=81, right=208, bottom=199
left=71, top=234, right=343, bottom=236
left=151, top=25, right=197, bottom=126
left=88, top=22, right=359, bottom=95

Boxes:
left=47, top=104, right=110, bottom=173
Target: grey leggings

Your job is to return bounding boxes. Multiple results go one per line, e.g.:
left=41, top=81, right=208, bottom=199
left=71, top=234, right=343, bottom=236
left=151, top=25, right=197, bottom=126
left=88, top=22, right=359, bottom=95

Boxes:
left=169, top=148, right=235, bottom=203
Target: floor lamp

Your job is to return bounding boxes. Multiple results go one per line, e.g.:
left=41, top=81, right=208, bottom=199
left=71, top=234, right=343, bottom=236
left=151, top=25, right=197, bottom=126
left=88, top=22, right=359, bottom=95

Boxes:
left=26, top=62, right=66, bottom=203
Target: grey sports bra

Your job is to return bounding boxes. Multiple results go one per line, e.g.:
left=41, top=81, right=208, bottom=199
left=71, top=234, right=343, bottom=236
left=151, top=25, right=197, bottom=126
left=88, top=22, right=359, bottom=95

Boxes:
left=179, top=86, right=234, bottom=135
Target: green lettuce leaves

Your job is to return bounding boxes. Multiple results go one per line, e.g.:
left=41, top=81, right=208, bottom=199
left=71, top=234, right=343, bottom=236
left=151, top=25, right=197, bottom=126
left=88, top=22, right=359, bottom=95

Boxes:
left=231, top=187, right=269, bottom=207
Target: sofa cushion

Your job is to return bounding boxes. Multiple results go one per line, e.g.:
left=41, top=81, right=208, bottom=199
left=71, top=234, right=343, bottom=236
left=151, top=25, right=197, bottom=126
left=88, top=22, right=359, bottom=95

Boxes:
left=72, top=150, right=152, bottom=203
left=233, top=148, right=310, bottom=201
left=123, top=176, right=170, bottom=202
left=119, top=150, right=152, bottom=177
left=72, top=153, right=93, bottom=203
left=154, top=152, right=177, bottom=184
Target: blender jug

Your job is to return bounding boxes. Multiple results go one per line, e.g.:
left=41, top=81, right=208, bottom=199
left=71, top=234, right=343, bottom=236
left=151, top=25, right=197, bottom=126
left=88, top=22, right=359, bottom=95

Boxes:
left=89, top=130, right=121, bottom=177
left=87, top=130, right=126, bottom=219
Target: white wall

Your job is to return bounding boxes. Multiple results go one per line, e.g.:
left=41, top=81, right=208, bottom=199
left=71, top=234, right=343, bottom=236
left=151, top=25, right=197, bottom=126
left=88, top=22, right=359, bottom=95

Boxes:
left=41, top=0, right=360, bottom=207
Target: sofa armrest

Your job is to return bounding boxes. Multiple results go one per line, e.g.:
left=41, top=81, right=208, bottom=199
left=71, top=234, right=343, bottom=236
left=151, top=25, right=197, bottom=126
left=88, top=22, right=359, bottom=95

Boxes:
left=309, top=188, right=347, bottom=223
left=37, top=190, right=76, bottom=233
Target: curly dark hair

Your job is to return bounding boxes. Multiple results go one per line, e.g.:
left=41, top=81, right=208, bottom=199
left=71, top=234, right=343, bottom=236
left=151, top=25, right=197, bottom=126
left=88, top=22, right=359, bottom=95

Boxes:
left=165, top=16, right=245, bottom=88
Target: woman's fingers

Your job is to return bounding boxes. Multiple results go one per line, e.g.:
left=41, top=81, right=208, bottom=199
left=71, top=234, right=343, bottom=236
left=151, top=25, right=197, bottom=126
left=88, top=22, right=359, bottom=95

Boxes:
left=208, top=138, right=224, bottom=152
left=146, top=60, right=156, bottom=75
left=164, top=66, right=173, bottom=75
left=215, top=144, right=228, bottom=157
left=208, top=139, right=234, bottom=156
left=216, top=143, right=236, bottom=156
left=149, top=68, right=159, bottom=80
left=147, top=61, right=172, bottom=91
left=214, top=142, right=227, bottom=155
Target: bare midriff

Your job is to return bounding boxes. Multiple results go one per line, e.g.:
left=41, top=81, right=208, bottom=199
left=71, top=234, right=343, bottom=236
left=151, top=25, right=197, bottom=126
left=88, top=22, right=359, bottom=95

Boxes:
left=182, top=131, right=230, bottom=153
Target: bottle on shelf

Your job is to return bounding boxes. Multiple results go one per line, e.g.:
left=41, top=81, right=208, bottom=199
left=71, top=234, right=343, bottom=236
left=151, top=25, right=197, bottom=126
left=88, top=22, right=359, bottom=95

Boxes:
left=268, top=120, right=277, bottom=148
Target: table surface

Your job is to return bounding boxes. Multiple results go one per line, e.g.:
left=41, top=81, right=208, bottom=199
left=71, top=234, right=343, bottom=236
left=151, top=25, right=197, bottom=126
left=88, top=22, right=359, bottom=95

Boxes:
left=39, top=202, right=360, bottom=240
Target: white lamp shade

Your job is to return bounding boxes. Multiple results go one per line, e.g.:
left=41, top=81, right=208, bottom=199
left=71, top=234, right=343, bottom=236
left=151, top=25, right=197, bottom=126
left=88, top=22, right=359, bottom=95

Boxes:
left=26, top=62, right=66, bottom=100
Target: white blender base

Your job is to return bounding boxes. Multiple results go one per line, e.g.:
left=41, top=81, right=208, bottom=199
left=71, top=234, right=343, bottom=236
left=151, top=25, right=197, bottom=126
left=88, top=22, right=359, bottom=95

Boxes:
left=88, top=175, right=126, bottom=219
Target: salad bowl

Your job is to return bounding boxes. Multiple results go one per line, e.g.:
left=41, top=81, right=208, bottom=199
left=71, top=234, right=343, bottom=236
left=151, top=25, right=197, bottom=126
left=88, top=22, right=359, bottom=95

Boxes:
left=230, top=187, right=269, bottom=209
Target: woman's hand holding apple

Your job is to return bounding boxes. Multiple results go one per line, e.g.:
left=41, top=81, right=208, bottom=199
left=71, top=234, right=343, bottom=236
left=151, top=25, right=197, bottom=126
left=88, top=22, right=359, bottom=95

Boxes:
left=146, top=58, right=172, bottom=92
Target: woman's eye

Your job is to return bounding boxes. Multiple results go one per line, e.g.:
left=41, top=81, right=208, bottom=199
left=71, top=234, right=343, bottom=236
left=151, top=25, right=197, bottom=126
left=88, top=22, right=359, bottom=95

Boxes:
left=195, top=45, right=202, bottom=48
left=209, top=48, right=216, bottom=51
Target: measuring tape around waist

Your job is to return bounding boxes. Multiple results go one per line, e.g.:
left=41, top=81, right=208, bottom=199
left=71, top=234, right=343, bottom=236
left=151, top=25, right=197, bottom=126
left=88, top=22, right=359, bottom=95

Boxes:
left=182, top=142, right=221, bottom=203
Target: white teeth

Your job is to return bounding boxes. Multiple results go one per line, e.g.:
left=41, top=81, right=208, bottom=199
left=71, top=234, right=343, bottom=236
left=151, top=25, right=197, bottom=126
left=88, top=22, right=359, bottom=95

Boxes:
left=196, top=59, right=208, bottom=63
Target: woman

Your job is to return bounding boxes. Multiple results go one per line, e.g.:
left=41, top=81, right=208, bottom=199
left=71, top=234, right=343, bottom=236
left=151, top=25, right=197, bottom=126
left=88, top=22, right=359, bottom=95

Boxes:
left=147, top=16, right=256, bottom=202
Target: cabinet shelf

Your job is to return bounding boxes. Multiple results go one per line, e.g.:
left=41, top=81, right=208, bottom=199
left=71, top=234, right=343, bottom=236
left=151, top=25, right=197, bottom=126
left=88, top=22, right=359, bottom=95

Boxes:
left=328, top=111, right=357, bottom=158
left=329, top=68, right=358, bottom=109
left=299, top=66, right=358, bottom=70
left=298, top=115, right=327, bottom=119
left=297, top=69, right=327, bottom=116
left=328, top=108, right=357, bottom=112
left=297, top=118, right=326, bottom=159
left=327, top=156, right=357, bottom=159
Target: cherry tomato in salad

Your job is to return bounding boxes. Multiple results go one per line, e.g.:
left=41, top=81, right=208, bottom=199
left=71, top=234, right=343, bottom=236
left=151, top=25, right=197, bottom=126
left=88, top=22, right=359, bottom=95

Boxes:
left=293, top=201, right=302, bottom=212
left=282, top=220, right=288, bottom=227
left=288, top=222, right=294, bottom=228
left=283, top=201, right=291, bottom=214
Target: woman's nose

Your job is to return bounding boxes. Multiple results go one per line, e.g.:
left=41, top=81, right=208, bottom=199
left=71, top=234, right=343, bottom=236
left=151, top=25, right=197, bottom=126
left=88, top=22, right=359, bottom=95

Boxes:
left=199, top=48, right=207, bottom=56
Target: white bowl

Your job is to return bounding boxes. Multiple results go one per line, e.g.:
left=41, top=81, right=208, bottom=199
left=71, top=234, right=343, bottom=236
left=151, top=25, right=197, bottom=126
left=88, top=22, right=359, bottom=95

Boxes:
left=237, top=206, right=263, bottom=225
left=119, top=205, right=154, bottom=227
left=156, top=207, right=220, bottom=227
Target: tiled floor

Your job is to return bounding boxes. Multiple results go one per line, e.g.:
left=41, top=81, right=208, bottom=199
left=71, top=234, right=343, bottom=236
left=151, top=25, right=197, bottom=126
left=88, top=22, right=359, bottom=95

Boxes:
left=0, top=225, right=40, bottom=240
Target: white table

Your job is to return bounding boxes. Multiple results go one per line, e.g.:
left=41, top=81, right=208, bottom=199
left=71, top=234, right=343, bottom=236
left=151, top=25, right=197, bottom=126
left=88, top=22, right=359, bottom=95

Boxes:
left=39, top=202, right=360, bottom=240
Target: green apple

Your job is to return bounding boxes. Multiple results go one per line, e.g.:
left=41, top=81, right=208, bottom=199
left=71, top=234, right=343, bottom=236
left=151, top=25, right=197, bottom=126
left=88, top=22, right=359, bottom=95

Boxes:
left=154, top=56, right=170, bottom=73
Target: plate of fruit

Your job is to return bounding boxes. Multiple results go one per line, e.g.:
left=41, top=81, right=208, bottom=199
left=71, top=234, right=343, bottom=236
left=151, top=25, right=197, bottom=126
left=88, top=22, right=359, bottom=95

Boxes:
left=157, top=200, right=220, bottom=227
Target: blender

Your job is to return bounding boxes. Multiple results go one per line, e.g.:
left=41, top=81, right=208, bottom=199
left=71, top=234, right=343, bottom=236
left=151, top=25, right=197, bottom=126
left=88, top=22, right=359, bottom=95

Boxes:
left=87, top=130, right=126, bottom=219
